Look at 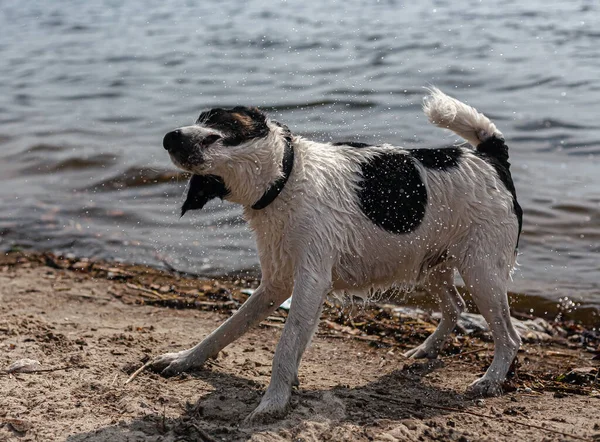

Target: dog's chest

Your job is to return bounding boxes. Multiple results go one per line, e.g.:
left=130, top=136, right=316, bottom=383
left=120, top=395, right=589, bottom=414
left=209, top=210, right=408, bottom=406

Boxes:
left=246, top=210, right=296, bottom=279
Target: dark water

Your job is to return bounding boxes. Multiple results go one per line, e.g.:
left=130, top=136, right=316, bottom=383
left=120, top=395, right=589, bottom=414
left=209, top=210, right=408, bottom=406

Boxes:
left=1, top=0, right=599, bottom=316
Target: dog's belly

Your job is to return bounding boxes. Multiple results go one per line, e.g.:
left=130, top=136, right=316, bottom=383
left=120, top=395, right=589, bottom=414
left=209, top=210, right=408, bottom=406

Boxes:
left=331, top=247, right=424, bottom=293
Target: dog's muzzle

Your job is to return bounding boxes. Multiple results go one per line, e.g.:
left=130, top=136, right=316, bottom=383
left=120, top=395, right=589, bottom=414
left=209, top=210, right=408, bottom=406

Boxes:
left=163, top=130, right=185, bottom=152
left=163, top=129, right=199, bottom=166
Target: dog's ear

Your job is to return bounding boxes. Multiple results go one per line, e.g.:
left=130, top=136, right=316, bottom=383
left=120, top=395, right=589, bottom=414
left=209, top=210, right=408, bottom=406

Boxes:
left=181, top=174, right=229, bottom=216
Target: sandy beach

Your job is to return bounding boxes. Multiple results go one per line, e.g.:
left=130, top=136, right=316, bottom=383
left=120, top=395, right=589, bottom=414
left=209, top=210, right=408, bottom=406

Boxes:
left=0, top=252, right=598, bottom=441
left=2, top=1, right=600, bottom=440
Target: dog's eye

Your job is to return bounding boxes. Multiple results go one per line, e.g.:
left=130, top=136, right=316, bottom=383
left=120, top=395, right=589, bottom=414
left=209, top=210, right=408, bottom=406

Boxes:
left=201, top=134, right=221, bottom=147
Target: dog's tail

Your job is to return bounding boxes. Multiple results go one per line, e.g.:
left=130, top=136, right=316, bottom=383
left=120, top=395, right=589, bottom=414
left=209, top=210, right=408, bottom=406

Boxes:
left=423, top=87, right=503, bottom=149
left=424, top=87, right=522, bottom=253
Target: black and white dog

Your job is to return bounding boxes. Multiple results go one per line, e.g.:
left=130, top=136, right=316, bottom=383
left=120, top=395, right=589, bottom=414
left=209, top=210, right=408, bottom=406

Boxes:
left=154, top=88, right=522, bottom=422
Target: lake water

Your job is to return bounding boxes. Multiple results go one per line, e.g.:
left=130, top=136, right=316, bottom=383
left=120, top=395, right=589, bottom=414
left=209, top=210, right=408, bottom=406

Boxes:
left=1, top=0, right=599, bottom=317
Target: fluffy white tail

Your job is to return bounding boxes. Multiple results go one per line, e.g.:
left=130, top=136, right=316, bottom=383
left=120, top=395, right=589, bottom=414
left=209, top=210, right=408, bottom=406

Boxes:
left=423, top=87, right=502, bottom=147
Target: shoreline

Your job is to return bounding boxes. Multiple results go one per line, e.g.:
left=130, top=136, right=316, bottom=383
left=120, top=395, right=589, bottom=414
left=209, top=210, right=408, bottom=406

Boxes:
left=1, top=251, right=599, bottom=441
left=2, top=249, right=599, bottom=326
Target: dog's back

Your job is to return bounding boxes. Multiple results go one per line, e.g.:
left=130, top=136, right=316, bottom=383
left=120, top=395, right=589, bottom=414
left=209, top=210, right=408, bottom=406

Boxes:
left=270, top=89, right=521, bottom=297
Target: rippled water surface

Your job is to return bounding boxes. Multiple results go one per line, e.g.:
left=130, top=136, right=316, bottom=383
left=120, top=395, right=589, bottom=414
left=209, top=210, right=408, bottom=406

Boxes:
left=1, top=0, right=599, bottom=314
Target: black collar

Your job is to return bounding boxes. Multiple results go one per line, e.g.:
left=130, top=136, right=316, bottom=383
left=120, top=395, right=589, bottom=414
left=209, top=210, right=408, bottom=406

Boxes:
left=251, top=136, right=294, bottom=210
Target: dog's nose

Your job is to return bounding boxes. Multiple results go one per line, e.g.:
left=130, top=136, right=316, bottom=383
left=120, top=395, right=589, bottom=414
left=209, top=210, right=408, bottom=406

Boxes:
left=163, top=130, right=182, bottom=151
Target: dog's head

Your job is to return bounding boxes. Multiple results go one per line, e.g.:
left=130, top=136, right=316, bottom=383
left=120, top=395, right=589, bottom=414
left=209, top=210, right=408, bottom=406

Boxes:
left=164, top=107, right=290, bottom=212
left=163, top=106, right=271, bottom=172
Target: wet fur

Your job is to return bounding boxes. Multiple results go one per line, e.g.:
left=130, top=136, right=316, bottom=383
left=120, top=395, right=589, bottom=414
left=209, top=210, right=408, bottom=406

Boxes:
left=156, top=88, right=523, bottom=423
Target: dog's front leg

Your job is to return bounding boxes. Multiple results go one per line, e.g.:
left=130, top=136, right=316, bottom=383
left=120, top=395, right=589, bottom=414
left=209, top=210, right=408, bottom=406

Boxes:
left=245, top=268, right=331, bottom=424
left=147, top=282, right=290, bottom=376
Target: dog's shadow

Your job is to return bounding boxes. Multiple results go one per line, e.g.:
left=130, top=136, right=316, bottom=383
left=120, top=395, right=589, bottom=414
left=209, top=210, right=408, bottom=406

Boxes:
left=66, top=360, right=477, bottom=441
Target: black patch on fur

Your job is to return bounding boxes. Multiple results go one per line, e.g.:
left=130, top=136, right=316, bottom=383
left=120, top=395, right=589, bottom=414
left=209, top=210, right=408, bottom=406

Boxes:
left=409, top=147, right=462, bottom=171
left=358, top=153, right=427, bottom=234
left=181, top=174, right=229, bottom=216
left=475, top=136, right=523, bottom=247
left=197, top=106, right=269, bottom=146
left=332, top=141, right=372, bottom=148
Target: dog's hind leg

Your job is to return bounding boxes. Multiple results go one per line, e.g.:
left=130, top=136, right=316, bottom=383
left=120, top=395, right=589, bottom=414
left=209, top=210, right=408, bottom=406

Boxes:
left=404, top=265, right=464, bottom=359
left=458, top=261, right=521, bottom=396
left=245, top=267, right=331, bottom=424
left=146, top=282, right=291, bottom=377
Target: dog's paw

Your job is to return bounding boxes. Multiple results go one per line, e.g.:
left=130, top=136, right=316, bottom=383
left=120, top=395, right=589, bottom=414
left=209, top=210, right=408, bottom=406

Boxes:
left=403, top=343, right=439, bottom=359
left=146, top=351, right=193, bottom=377
left=467, top=377, right=503, bottom=397
left=243, top=397, right=290, bottom=426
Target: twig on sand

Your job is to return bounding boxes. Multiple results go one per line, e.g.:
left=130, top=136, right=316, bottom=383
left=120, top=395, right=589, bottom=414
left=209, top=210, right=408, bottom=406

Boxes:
left=125, top=283, right=166, bottom=299
left=259, top=322, right=284, bottom=329
left=66, top=292, right=112, bottom=301
left=124, top=361, right=153, bottom=385
left=368, top=393, right=592, bottom=442
left=124, top=357, right=224, bottom=385
left=110, top=372, right=119, bottom=387
left=27, top=365, right=85, bottom=373
left=318, top=332, right=397, bottom=346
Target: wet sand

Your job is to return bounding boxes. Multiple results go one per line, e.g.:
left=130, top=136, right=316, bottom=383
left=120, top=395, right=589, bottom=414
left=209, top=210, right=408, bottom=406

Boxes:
left=0, top=253, right=599, bottom=441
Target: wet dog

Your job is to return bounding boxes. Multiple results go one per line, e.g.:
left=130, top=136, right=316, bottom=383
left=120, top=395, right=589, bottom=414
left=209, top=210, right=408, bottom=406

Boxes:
left=155, top=88, right=522, bottom=422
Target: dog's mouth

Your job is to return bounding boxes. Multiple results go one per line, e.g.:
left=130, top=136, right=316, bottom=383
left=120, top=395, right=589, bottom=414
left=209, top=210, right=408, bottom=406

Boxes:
left=166, top=148, right=203, bottom=173
left=168, top=153, right=198, bottom=173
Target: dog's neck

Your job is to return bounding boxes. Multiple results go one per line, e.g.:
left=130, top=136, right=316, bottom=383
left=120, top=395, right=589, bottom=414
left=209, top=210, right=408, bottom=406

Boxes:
left=250, top=134, right=294, bottom=210
left=215, top=126, right=294, bottom=208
